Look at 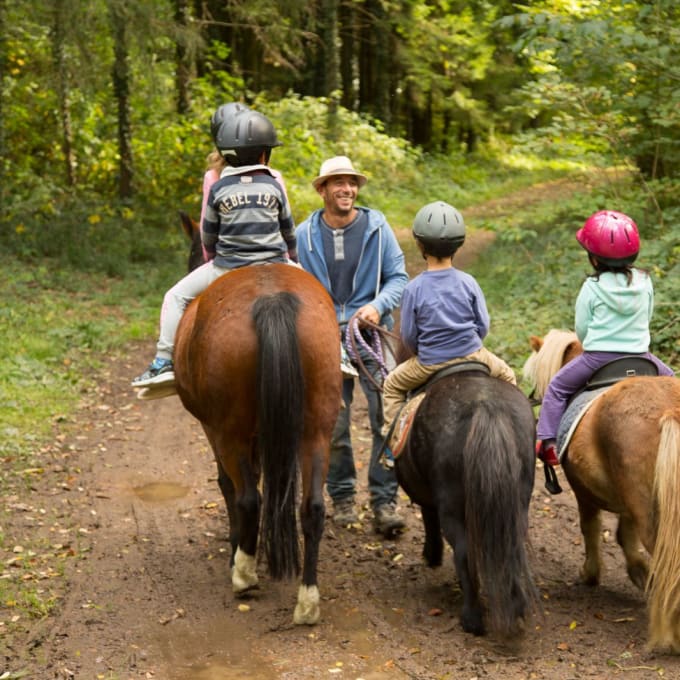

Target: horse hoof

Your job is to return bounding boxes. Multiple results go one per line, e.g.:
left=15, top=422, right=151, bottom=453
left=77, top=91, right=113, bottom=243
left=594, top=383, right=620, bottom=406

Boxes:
left=627, top=562, right=648, bottom=590
left=293, top=585, right=320, bottom=625
left=232, top=549, right=259, bottom=593
left=579, top=570, right=600, bottom=587
left=461, top=615, right=485, bottom=637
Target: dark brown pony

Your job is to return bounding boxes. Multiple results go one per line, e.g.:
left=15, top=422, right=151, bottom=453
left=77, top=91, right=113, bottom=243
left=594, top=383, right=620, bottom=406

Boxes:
left=524, top=329, right=680, bottom=651
left=394, top=368, right=539, bottom=638
left=173, top=214, right=342, bottom=624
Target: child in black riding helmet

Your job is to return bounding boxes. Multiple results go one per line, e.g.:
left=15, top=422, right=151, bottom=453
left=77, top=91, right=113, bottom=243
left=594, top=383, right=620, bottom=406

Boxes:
left=132, top=109, right=297, bottom=389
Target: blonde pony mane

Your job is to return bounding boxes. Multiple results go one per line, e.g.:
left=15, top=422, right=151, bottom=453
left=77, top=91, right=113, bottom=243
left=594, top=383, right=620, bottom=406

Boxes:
left=523, top=329, right=580, bottom=400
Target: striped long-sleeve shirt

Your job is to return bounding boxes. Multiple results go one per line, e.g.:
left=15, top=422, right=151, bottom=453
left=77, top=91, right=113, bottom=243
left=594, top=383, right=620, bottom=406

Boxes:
left=203, top=164, right=297, bottom=269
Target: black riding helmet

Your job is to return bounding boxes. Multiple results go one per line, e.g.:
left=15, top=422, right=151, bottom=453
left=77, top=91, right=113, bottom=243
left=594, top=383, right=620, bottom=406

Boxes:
left=210, top=102, right=250, bottom=146
left=412, top=201, right=466, bottom=258
left=214, top=109, right=281, bottom=167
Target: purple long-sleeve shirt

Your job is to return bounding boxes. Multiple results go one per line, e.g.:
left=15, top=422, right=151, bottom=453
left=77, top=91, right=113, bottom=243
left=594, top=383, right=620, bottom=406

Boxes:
left=400, top=268, right=490, bottom=365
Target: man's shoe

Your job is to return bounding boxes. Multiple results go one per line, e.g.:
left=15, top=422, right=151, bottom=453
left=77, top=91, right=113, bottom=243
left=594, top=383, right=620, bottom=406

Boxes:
left=132, top=358, right=175, bottom=388
left=536, top=440, right=560, bottom=467
left=340, top=355, right=359, bottom=379
left=373, top=503, right=405, bottom=538
left=332, top=498, right=359, bottom=525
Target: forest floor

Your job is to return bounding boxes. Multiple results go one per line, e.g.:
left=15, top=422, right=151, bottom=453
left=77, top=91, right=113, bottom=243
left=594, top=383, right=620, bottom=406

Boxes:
left=5, top=174, right=680, bottom=680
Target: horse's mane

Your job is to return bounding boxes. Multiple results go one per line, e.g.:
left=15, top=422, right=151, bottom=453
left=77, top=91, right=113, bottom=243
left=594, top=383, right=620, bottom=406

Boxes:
left=522, top=329, right=579, bottom=400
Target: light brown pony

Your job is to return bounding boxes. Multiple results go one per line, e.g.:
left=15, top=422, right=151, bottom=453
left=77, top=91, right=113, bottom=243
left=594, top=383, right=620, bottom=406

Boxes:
left=524, top=329, right=680, bottom=652
left=173, top=260, right=342, bottom=625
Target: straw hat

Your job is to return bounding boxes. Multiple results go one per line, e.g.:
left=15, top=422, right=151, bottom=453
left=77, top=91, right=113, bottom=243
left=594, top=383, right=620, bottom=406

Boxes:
left=312, top=156, right=368, bottom=190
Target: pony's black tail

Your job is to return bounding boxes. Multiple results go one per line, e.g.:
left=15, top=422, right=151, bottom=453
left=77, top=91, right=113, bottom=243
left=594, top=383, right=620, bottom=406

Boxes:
left=252, top=292, right=305, bottom=580
left=464, top=404, right=539, bottom=636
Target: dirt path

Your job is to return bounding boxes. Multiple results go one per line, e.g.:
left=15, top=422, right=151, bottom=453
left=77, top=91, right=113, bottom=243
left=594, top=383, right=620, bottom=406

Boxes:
left=7, top=174, right=680, bottom=679
left=10, top=353, right=680, bottom=680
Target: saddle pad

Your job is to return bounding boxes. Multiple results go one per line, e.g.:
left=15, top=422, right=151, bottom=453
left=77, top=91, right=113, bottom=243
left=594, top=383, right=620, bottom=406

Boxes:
left=388, top=393, right=426, bottom=459
left=556, top=386, right=608, bottom=462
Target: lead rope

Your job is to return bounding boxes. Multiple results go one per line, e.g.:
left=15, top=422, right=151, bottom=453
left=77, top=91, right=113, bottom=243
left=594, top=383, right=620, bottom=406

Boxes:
left=344, top=312, right=400, bottom=392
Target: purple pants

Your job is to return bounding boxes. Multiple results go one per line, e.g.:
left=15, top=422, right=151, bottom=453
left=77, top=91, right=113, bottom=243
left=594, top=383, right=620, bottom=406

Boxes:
left=536, top=351, right=675, bottom=440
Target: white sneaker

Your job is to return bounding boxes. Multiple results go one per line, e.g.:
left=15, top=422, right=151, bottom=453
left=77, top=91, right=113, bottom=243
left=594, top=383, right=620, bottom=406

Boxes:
left=131, top=359, right=175, bottom=387
left=341, top=360, right=359, bottom=378
left=340, top=345, right=359, bottom=378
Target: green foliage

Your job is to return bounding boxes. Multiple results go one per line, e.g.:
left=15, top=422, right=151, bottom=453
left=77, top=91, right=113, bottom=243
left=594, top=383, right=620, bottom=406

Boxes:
left=471, top=176, right=679, bottom=372
left=501, top=0, right=680, bottom=179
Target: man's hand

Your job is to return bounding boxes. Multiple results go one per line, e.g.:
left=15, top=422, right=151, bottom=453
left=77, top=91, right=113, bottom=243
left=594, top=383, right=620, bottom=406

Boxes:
left=356, top=304, right=380, bottom=326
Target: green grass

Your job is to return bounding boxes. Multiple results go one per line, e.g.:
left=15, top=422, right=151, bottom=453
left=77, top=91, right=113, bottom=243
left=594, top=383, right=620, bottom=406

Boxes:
left=1, top=261, right=182, bottom=445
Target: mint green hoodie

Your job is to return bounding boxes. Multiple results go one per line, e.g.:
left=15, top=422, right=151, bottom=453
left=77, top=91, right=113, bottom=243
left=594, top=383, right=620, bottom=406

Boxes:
left=574, top=268, right=653, bottom=353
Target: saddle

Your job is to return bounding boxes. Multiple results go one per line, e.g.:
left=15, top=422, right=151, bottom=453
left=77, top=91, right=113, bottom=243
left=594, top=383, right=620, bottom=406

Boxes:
left=558, top=356, right=659, bottom=459
left=570, top=355, right=658, bottom=402
left=384, top=361, right=491, bottom=464
left=408, top=360, right=490, bottom=400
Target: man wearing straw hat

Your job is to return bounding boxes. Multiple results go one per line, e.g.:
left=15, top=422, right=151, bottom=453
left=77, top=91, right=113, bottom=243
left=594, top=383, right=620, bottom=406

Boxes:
left=296, top=156, right=409, bottom=538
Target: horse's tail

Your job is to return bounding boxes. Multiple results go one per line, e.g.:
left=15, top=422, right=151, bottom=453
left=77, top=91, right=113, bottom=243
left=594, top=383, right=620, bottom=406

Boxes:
left=647, top=410, right=680, bottom=651
left=252, top=291, right=305, bottom=580
left=464, top=404, right=539, bottom=636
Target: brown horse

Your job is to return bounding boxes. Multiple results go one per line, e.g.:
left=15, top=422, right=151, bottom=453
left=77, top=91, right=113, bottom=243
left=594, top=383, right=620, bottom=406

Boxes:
left=524, top=329, right=680, bottom=652
left=172, top=251, right=342, bottom=624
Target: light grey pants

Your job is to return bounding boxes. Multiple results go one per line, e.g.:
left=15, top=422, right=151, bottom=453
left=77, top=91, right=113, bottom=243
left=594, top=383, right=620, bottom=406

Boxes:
left=156, top=261, right=230, bottom=360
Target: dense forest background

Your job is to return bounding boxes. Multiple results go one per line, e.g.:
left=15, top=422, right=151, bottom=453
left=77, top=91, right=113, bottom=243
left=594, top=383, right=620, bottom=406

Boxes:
left=0, top=0, right=678, bottom=354
left=2, top=0, right=678, bottom=243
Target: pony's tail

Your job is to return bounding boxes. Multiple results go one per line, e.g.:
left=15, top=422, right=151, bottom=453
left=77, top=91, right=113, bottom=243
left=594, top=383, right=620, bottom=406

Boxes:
left=647, top=410, right=680, bottom=652
left=252, top=292, right=305, bottom=580
left=464, top=404, right=539, bottom=637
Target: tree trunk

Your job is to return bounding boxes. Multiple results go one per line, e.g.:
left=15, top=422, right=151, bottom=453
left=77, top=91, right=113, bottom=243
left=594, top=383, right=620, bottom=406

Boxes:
left=358, top=0, right=375, bottom=114
left=339, top=0, right=355, bottom=109
left=318, top=0, right=338, bottom=97
left=372, top=0, right=390, bottom=127
left=52, top=0, right=77, bottom=187
left=175, top=0, right=191, bottom=115
left=110, top=1, right=134, bottom=200
left=0, top=0, right=6, bottom=217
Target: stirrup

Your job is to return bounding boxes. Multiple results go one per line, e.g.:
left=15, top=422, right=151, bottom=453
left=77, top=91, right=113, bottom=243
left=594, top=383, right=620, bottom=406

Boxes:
left=543, top=462, right=563, bottom=495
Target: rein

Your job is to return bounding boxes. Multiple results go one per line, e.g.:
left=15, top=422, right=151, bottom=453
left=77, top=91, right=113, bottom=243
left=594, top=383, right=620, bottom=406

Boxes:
left=344, top=313, right=400, bottom=392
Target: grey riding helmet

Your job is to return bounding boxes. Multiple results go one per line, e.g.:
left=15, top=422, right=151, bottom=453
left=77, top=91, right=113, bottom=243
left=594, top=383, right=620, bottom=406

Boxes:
left=412, top=201, right=465, bottom=257
left=214, top=109, right=281, bottom=166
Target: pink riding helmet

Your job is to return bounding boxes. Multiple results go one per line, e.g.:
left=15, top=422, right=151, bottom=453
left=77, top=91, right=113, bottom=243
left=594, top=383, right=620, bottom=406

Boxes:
left=576, top=210, right=640, bottom=265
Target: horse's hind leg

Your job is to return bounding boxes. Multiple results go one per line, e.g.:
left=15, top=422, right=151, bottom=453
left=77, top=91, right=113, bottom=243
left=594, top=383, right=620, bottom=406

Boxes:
left=214, top=440, right=260, bottom=595
left=421, top=505, right=443, bottom=567
left=294, top=448, right=326, bottom=625
left=215, top=458, right=238, bottom=559
left=231, top=466, right=261, bottom=594
left=616, top=516, right=648, bottom=590
left=204, top=428, right=260, bottom=593
left=441, top=513, right=485, bottom=636
left=575, top=496, right=603, bottom=586
left=216, top=460, right=260, bottom=593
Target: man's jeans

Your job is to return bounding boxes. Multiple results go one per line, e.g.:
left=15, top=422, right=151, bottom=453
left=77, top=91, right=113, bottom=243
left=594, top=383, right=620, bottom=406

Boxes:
left=326, top=352, right=398, bottom=511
